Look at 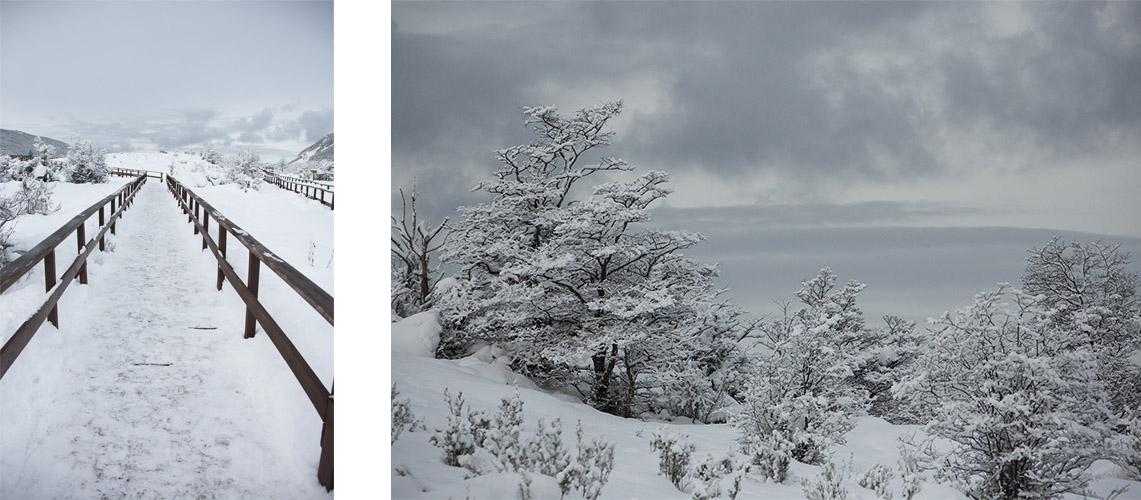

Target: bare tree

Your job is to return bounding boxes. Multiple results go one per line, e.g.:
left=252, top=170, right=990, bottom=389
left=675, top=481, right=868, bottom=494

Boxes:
left=391, top=185, right=448, bottom=317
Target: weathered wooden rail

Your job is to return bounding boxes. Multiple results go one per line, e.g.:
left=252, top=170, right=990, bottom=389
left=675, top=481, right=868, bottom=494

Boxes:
left=262, top=169, right=334, bottom=210
left=165, top=175, right=334, bottom=490
left=110, top=167, right=165, bottom=181
left=1, top=175, right=147, bottom=378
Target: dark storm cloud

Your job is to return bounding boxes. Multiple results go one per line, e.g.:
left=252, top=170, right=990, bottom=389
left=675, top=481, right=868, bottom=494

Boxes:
left=934, top=3, right=1141, bottom=164
left=393, top=1, right=1141, bottom=194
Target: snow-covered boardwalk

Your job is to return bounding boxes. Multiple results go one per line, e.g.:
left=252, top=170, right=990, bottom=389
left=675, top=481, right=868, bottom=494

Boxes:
left=1, top=182, right=330, bottom=499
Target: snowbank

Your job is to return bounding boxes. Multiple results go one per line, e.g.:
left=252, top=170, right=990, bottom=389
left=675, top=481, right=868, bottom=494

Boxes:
left=392, top=311, right=442, bottom=357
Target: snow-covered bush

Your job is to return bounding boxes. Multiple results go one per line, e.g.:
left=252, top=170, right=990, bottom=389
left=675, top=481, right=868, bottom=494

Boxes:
left=526, top=417, right=572, bottom=495
left=224, top=149, right=262, bottom=190
left=859, top=464, right=893, bottom=500
left=0, top=193, right=20, bottom=264
left=897, top=443, right=922, bottom=500
left=438, top=101, right=753, bottom=418
left=801, top=460, right=850, bottom=500
left=430, top=389, right=490, bottom=468
left=739, top=432, right=791, bottom=484
left=200, top=144, right=222, bottom=165
left=737, top=268, right=871, bottom=464
left=67, top=139, right=108, bottom=183
left=896, top=284, right=1122, bottom=499
left=571, top=421, right=615, bottom=500
left=16, top=177, right=60, bottom=215
left=391, top=384, right=424, bottom=444
left=689, top=453, right=742, bottom=500
left=429, top=388, right=615, bottom=499
left=650, top=427, right=696, bottom=489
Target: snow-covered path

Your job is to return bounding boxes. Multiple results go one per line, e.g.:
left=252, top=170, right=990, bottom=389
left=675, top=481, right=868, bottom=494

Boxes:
left=1, top=182, right=330, bottom=499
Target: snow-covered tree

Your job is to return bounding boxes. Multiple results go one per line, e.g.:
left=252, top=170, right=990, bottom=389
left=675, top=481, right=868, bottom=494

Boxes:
left=225, top=149, right=261, bottom=189
left=200, top=144, right=222, bottom=165
left=1021, top=237, right=1141, bottom=413
left=391, top=185, right=448, bottom=318
left=438, top=101, right=752, bottom=417
left=736, top=268, right=875, bottom=464
left=32, top=136, right=56, bottom=166
left=895, top=284, right=1123, bottom=499
left=66, top=139, right=109, bottom=183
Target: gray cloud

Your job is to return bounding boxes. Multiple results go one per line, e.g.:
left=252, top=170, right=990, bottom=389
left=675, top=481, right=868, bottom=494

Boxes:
left=298, top=108, right=333, bottom=142
left=233, top=108, right=275, bottom=132
left=393, top=1, right=1141, bottom=204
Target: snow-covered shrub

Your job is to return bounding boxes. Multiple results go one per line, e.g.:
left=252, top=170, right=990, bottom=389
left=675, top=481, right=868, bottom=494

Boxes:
left=739, top=431, right=791, bottom=484
left=897, top=443, right=922, bottom=500
left=650, top=427, right=696, bottom=490
left=438, top=101, right=754, bottom=418
left=689, top=453, right=741, bottom=500
left=200, top=144, right=222, bottom=165
left=224, top=149, right=261, bottom=190
left=801, top=460, right=850, bottom=500
left=896, top=284, right=1122, bottom=499
left=67, top=139, right=108, bottom=183
left=17, top=177, right=60, bottom=215
left=858, top=315, right=925, bottom=422
left=859, top=464, right=893, bottom=500
left=0, top=194, right=20, bottom=264
left=526, top=417, right=572, bottom=482
left=571, top=421, right=615, bottom=500
left=391, top=384, right=424, bottom=444
left=430, top=390, right=490, bottom=468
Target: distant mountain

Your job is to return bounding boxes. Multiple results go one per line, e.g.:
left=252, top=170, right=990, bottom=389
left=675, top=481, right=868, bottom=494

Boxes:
left=289, top=132, right=333, bottom=164
left=1, top=129, right=70, bottom=157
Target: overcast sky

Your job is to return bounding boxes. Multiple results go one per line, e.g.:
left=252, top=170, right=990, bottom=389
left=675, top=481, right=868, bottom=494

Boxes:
left=1, top=1, right=332, bottom=161
left=391, top=1, right=1141, bottom=324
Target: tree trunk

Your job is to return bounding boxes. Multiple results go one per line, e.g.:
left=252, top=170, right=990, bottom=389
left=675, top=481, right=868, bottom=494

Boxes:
left=592, top=343, right=619, bottom=413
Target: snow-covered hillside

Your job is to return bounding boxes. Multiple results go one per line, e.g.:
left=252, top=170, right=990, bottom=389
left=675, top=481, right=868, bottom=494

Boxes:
left=291, top=132, right=334, bottom=165
left=390, top=312, right=1140, bottom=500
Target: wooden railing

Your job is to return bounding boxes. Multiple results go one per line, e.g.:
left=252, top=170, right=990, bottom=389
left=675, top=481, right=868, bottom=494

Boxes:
left=110, top=167, right=165, bottom=181
left=1, top=176, right=147, bottom=378
left=262, top=169, right=334, bottom=210
left=165, top=175, right=334, bottom=490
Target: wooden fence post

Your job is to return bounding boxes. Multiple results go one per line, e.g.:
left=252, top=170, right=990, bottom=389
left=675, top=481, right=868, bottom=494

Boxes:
left=110, top=198, right=117, bottom=234
left=99, top=207, right=106, bottom=251
left=317, top=395, right=334, bottom=490
left=194, top=202, right=200, bottom=235
left=217, top=229, right=227, bottom=291
left=77, top=223, right=88, bottom=284
left=45, top=250, right=58, bottom=327
left=244, top=253, right=260, bottom=338
left=202, top=215, right=209, bottom=250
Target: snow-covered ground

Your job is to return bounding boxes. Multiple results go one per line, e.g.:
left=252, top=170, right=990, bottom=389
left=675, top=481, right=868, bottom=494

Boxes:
left=108, top=152, right=334, bottom=386
left=390, top=312, right=1141, bottom=500
left=1, top=178, right=133, bottom=339
left=3, top=152, right=333, bottom=496
left=1, top=181, right=331, bottom=498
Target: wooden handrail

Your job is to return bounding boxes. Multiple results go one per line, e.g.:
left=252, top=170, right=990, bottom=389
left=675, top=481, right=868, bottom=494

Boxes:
left=165, top=175, right=333, bottom=490
left=261, top=169, right=334, bottom=210
left=110, top=167, right=164, bottom=180
left=1, top=176, right=147, bottom=378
